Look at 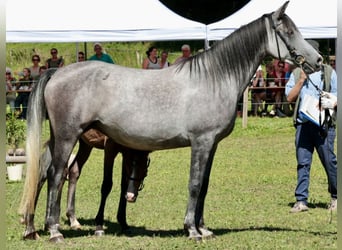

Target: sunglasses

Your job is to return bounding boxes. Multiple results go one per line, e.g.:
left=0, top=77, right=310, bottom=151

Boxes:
left=32, top=58, right=40, bottom=61
left=78, top=57, right=84, bottom=59
left=51, top=51, right=57, bottom=54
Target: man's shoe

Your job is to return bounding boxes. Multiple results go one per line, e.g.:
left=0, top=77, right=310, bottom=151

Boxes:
left=328, top=199, right=337, bottom=211
left=290, top=201, right=309, bottom=213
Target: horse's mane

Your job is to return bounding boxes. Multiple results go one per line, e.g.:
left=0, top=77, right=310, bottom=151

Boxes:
left=177, top=14, right=270, bottom=88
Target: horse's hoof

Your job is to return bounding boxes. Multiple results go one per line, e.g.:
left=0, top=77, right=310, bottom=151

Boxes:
left=94, top=230, right=105, bottom=236
left=70, top=221, right=82, bottom=230
left=23, top=232, right=40, bottom=240
left=199, top=227, right=215, bottom=239
left=71, top=224, right=82, bottom=230
left=188, top=235, right=202, bottom=242
left=49, top=235, right=64, bottom=243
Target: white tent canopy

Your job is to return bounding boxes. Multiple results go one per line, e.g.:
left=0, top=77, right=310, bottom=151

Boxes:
left=6, top=0, right=206, bottom=43
left=207, top=0, right=337, bottom=40
left=6, top=0, right=336, bottom=43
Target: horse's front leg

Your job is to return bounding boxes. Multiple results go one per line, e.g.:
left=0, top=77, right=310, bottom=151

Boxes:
left=66, top=139, right=93, bottom=230
left=184, top=138, right=217, bottom=241
left=117, top=158, right=129, bottom=233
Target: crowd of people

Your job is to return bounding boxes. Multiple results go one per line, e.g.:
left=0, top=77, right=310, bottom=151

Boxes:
left=249, top=53, right=336, bottom=118
left=6, top=43, right=193, bottom=119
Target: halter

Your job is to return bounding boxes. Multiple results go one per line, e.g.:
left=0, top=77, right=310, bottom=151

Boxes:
left=127, top=156, right=150, bottom=191
left=268, top=14, right=323, bottom=93
left=268, top=14, right=306, bottom=67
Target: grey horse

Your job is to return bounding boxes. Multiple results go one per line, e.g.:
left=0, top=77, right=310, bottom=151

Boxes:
left=20, top=2, right=322, bottom=242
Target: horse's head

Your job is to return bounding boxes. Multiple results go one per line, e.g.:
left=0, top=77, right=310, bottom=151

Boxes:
left=124, top=150, right=150, bottom=203
left=267, top=1, right=322, bottom=74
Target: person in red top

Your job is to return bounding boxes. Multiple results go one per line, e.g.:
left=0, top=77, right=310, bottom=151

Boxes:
left=269, top=60, right=287, bottom=117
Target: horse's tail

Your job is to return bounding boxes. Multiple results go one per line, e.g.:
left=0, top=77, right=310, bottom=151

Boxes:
left=19, top=68, right=57, bottom=217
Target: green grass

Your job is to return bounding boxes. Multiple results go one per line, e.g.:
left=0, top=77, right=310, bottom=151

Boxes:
left=6, top=117, right=337, bottom=249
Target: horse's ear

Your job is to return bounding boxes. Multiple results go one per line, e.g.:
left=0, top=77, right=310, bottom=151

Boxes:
left=273, top=1, right=289, bottom=20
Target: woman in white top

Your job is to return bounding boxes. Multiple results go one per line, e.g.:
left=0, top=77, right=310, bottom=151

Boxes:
left=160, top=50, right=170, bottom=69
left=142, top=46, right=161, bottom=70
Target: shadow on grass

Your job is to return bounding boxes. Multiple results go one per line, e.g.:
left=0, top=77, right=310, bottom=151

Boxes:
left=52, top=217, right=335, bottom=239
left=288, top=201, right=329, bottom=209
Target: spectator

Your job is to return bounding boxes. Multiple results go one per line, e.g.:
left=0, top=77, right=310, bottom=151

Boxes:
left=285, top=39, right=337, bottom=213
left=174, top=44, right=192, bottom=64
left=329, top=55, right=336, bottom=69
left=250, top=66, right=266, bottom=116
left=160, top=50, right=170, bottom=68
left=263, top=62, right=276, bottom=115
left=39, top=65, right=47, bottom=76
left=282, top=63, right=297, bottom=115
left=88, top=43, right=115, bottom=64
left=46, top=48, right=64, bottom=68
left=78, top=51, right=86, bottom=62
left=5, top=68, right=17, bottom=113
left=15, top=68, right=33, bottom=119
left=30, top=55, right=41, bottom=81
left=269, top=60, right=286, bottom=117
left=142, top=46, right=160, bottom=69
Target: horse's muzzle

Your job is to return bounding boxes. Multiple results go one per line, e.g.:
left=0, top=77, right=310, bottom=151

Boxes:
left=125, top=192, right=137, bottom=203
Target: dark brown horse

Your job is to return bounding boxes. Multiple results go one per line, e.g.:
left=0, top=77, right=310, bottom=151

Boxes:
left=66, top=129, right=150, bottom=235
left=21, top=128, right=150, bottom=239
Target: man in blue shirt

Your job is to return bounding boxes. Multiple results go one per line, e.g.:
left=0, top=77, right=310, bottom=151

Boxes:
left=88, top=43, right=115, bottom=64
left=285, top=40, right=337, bottom=213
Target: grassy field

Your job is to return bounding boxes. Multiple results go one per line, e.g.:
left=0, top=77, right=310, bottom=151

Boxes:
left=6, top=117, right=337, bottom=249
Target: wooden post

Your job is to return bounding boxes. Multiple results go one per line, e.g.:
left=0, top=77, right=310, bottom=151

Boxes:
left=242, top=87, right=249, bottom=128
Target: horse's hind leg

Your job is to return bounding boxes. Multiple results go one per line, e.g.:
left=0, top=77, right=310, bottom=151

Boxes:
left=66, top=139, right=93, bottom=230
left=22, top=145, right=52, bottom=240
left=45, top=140, right=76, bottom=242
left=94, top=139, right=119, bottom=236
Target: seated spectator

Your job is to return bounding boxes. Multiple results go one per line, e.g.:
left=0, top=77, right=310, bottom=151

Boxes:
left=39, top=65, right=47, bottom=74
left=269, top=60, right=286, bottom=117
left=46, top=48, right=64, bottom=68
left=88, top=43, right=115, bottom=64
left=15, top=68, right=33, bottom=119
left=250, top=66, right=266, bottom=116
left=263, top=63, right=276, bottom=115
left=6, top=67, right=17, bottom=113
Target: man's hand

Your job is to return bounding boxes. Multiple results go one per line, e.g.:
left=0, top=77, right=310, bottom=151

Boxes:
left=321, top=92, right=337, bottom=109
